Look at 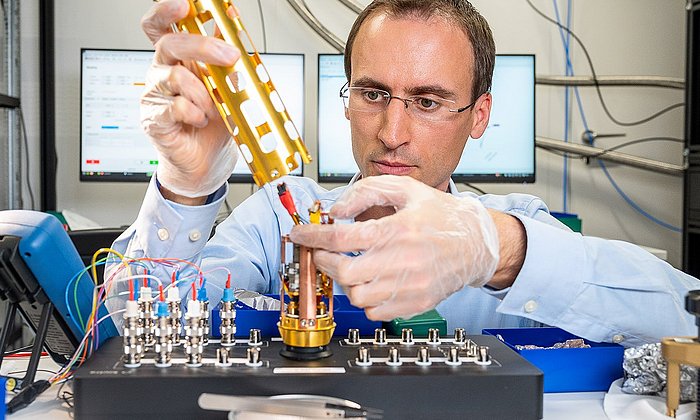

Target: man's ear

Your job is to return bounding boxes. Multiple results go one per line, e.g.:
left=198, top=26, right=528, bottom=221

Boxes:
left=469, top=92, right=492, bottom=140
left=344, top=105, right=350, bottom=121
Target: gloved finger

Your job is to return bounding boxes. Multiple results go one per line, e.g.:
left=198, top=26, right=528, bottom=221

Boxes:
left=170, top=95, right=210, bottom=128
left=314, top=243, right=405, bottom=290
left=141, top=0, right=190, bottom=44
left=141, top=94, right=208, bottom=139
left=154, top=32, right=240, bottom=67
left=310, top=250, right=354, bottom=283
left=145, top=63, right=213, bottom=111
left=312, top=249, right=391, bottom=290
left=330, top=175, right=421, bottom=219
left=290, top=219, right=386, bottom=253
left=344, top=277, right=397, bottom=309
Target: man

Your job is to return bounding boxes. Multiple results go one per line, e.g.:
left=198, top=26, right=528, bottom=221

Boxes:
left=109, top=0, right=696, bottom=347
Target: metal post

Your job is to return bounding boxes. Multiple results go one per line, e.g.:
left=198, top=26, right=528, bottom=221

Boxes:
left=7, top=0, right=21, bottom=209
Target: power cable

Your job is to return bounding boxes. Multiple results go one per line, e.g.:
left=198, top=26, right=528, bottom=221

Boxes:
left=527, top=0, right=684, bottom=127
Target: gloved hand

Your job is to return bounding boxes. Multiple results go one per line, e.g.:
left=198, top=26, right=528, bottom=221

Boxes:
left=140, top=0, right=240, bottom=198
left=289, top=175, right=501, bottom=321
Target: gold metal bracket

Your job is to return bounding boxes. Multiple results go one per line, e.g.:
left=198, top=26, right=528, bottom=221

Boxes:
left=174, top=0, right=311, bottom=186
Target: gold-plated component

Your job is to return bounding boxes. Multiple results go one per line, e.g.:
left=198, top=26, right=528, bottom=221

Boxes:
left=308, top=201, right=322, bottom=225
left=661, top=337, right=700, bottom=418
left=277, top=202, right=335, bottom=358
left=278, top=238, right=335, bottom=352
left=174, top=0, right=311, bottom=186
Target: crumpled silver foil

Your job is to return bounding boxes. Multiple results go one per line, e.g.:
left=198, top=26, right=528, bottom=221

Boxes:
left=514, top=338, right=591, bottom=350
left=235, top=290, right=283, bottom=310
left=621, top=342, right=697, bottom=402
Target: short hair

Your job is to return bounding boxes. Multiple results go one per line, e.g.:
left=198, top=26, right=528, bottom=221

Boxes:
left=344, top=0, right=495, bottom=102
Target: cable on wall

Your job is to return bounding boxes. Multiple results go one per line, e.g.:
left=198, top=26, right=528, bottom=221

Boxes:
left=527, top=0, right=684, bottom=127
left=257, top=0, right=267, bottom=53
left=18, top=108, right=36, bottom=210
left=337, top=0, right=364, bottom=14
left=537, top=0, right=682, bottom=232
left=286, top=0, right=345, bottom=52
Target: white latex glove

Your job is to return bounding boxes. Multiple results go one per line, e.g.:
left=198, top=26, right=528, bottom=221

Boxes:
left=289, top=175, right=500, bottom=321
left=140, top=0, right=240, bottom=198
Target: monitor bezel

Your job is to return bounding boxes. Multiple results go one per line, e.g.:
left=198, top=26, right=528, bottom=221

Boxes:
left=79, top=48, right=306, bottom=184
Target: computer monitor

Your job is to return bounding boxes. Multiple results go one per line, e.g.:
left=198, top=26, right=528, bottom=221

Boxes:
left=317, top=54, right=536, bottom=183
left=80, top=49, right=305, bottom=182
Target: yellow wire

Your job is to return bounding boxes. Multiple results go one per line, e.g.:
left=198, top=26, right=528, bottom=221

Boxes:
left=91, top=248, right=131, bottom=286
left=83, top=248, right=132, bottom=353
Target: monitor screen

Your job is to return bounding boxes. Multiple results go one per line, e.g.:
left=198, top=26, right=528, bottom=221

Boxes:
left=80, top=49, right=305, bottom=182
left=317, top=54, right=535, bottom=183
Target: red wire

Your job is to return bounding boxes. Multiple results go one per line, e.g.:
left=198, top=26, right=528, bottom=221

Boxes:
left=5, top=352, right=49, bottom=358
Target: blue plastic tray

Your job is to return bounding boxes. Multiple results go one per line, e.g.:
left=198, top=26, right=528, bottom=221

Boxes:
left=211, top=295, right=381, bottom=338
left=483, top=327, right=624, bottom=392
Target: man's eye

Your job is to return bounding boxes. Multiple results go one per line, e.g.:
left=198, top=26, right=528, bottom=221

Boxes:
left=415, top=97, right=439, bottom=110
left=363, top=90, right=383, bottom=101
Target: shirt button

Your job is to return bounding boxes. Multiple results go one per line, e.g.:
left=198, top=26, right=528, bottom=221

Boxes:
left=157, top=228, right=169, bottom=241
left=189, top=230, right=202, bottom=242
left=612, top=334, right=625, bottom=343
left=524, top=300, right=538, bottom=313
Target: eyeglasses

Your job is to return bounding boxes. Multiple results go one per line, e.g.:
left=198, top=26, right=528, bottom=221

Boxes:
left=339, top=81, right=480, bottom=122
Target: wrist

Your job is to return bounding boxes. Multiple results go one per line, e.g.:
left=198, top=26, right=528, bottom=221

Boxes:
left=485, top=210, right=526, bottom=290
left=159, top=184, right=208, bottom=206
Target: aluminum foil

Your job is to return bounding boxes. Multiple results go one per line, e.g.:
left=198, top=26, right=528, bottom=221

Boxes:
left=514, top=338, right=591, bottom=350
left=234, top=290, right=283, bottom=311
left=621, top=342, right=697, bottom=402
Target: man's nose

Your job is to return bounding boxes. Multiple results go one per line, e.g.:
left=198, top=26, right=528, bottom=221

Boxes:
left=377, top=98, right=411, bottom=149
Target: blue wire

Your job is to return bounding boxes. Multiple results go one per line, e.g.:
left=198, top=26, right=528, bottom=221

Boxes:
left=553, top=0, right=573, bottom=212
left=64, top=261, right=107, bottom=333
left=596, top=160, right=681, bottom=232
left=565, top=0, right=572, bottom=211
left=551, top=1, right=681, bottom=233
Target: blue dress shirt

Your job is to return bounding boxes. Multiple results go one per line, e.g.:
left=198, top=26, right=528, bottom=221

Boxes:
left=107, top=174, right=697, bottom=347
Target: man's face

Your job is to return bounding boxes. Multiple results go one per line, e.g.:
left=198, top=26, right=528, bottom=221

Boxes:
left=348, top=13, right=491, bottom=191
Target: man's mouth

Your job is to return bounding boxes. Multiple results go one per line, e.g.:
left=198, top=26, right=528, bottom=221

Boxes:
left=372, top=160, right=416, bottom=175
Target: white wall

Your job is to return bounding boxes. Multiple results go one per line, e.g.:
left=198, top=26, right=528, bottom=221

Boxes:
left=20, top=0, right=687, bottom=266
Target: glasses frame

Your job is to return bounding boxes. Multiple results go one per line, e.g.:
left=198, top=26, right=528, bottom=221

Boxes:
left=339, top=81, right=482, bottom=117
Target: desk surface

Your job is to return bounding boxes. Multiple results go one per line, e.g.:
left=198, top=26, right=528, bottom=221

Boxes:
left=3, top=356, right=693, bottom=419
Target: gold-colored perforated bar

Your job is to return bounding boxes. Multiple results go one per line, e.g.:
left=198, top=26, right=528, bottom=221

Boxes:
left=174, top=0, right=311, bottom=186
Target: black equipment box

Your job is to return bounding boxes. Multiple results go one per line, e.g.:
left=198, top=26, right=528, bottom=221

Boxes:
left=74, top=335, right=543, bottom=419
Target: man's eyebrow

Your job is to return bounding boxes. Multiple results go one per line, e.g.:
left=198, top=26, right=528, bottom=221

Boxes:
left=351, top=77, right=392, bottom=92
left=351, top=77, right=459, bottom=100
left=405, top=85, right=458, bottom=100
